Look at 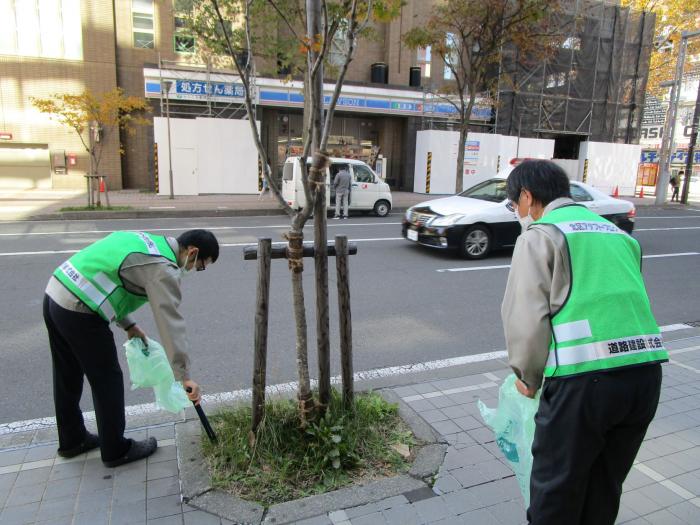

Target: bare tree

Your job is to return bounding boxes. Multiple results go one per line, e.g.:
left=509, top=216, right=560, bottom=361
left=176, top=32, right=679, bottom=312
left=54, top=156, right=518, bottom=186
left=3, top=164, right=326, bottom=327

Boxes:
left=191, top=0, right=399, bottom=424
left=404, top=0, right=563, bottom=193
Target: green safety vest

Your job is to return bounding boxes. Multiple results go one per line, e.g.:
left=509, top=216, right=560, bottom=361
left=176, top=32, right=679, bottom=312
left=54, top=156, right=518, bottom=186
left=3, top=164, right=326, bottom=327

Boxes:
left=53, top=231, right=177, bottom=323
left=532, top=205, right=668, bottom=378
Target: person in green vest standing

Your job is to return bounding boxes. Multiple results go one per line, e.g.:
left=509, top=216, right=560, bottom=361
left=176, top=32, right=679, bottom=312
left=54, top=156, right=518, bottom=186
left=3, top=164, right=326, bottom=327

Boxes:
left=43, top=229, right=219, bottom=467
left=502, top=161, right=667, bottom=524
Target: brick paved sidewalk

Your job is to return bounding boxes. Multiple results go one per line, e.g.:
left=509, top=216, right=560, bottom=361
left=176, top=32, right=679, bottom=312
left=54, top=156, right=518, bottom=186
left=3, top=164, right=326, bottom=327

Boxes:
left=2, top=339, right=700, bottom=524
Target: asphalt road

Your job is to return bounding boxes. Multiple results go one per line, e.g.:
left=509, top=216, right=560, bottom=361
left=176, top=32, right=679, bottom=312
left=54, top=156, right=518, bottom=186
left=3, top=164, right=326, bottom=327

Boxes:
left=1, top=207, right=699, bottom=424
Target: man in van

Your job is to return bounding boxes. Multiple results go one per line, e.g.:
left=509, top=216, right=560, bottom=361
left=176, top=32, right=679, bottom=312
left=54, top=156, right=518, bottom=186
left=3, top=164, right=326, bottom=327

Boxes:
left=333, top=166, right=352, bottom=219
left=43, top=229, right=218, bottom=467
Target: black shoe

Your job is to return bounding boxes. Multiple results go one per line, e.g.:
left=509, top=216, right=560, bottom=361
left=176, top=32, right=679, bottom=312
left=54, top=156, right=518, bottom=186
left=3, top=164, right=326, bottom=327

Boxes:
left=57, top=432, right=100, bottom=459
left=103, top=437, right=157, bottom=468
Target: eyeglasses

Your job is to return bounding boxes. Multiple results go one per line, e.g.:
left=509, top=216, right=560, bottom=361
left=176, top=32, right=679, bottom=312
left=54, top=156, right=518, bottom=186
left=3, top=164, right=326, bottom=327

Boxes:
left=505, top=190, right=522, bottom=212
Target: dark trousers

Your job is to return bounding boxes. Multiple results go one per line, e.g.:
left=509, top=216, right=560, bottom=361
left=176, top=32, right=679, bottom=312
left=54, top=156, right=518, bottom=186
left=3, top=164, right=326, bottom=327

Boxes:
left=527, top=364, right=662, bottom=525
left=43, top=295, right=129, bottom=461
left=671, top=186, right=680, bottom=201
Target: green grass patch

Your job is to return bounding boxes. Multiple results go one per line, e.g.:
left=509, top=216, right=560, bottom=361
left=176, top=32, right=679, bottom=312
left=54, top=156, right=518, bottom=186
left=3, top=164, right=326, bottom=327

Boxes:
left=59, top=205, right=133, bottom=212
left=202, top=390, right=417, bottom=507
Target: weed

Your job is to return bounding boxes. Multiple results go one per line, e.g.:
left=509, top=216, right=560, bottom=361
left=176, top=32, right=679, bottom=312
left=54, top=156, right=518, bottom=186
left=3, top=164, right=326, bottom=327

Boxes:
left=202, top=390, right=416, bottom=506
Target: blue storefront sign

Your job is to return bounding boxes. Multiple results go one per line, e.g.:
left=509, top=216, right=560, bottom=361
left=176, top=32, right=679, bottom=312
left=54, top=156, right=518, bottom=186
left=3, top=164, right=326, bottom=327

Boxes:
left=642, top=150, right=700, bottom=164
left=176, top=80, right=244, bottom=97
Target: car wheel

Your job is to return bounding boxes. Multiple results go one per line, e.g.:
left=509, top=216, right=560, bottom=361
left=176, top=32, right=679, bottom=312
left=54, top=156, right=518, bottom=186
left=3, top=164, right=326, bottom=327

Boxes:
left=374, top=200, right=391, bottom=217
left=460, top=225, right=492, bottom=259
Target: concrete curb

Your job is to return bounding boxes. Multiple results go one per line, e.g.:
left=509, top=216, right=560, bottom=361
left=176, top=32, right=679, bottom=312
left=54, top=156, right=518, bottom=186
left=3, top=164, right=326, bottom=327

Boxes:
left=175, top=389, right=447, bottom=525
left=25, top=206, right=414, bottom=222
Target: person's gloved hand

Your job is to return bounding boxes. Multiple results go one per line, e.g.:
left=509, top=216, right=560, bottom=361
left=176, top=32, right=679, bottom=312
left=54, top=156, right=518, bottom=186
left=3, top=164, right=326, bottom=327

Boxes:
left=126, top=324, right=148, bottom=346
left=515, top=378, right=538, bottom=399
left=183, top=379, right=202, bottom=405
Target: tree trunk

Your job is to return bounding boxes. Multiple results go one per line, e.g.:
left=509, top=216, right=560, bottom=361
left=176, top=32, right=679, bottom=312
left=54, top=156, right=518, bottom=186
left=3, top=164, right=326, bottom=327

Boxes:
left=455, top=96, right=477, bottom=194
left=307, top=0, right=331, bottom=412
left=251, top=238, right=272, bottom=435
left=286, top=225, right=314, bottom=424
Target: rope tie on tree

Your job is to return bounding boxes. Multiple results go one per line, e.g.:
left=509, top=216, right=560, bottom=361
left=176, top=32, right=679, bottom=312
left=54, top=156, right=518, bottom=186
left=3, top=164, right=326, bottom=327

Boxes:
left=283, top=231, right=304, bottom=273
left=309, top=151, right=330, bottom=193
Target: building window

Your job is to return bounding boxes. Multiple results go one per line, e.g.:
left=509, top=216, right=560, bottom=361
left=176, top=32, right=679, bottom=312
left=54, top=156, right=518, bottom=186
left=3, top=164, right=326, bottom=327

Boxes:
left=444, top=33, right=458, bottom=80
left=0, top=0, right=82, bottom=59
left=174, top=34, right=195, bottom=54
left=173, top=1, right=196, bottom=54
left=132, top=0, right=154, bottom=49
left=417, top=46, right=431, bottom=78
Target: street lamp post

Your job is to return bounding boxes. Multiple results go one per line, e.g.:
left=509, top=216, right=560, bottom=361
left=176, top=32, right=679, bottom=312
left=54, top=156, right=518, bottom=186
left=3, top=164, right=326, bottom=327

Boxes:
left=161, top=80, right=175, bottom=200
left=655, top=30, right=700, bottom=204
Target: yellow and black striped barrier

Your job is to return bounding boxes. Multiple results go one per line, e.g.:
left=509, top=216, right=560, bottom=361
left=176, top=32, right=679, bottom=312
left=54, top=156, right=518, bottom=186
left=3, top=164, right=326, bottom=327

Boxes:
left=154, top=143, right=159, bottom=192
left=426, top=152, right=432, bottom=193
left=582, top=159, right=589, bottom=184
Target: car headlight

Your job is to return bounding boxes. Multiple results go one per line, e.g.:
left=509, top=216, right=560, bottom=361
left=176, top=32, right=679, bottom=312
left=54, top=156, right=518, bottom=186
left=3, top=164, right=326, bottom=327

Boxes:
left=429, top=214, right=464, bottom=227
left=405, top=209, right=413, bottom=221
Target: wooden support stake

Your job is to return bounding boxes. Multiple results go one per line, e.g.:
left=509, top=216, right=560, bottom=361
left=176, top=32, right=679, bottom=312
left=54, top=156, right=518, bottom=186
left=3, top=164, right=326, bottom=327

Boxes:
left=335, top=235, right=354, bottom=407
left=251, top=238, right=272, bottom=434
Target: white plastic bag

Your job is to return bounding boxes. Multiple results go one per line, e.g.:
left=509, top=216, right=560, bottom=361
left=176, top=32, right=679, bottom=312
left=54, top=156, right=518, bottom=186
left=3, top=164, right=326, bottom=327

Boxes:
left=123, top=337, right=190, bottom=413
left=478, top=374, right=541, bottom=505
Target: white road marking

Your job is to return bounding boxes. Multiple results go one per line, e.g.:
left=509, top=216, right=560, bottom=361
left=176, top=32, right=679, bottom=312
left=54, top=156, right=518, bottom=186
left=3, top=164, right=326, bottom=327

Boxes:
left=0, top=222, right=402, bottom=237
left=148, top=206, right=176, bottom=209
left=643, top=252, right=699, bottom=258
left=635, top=227, right=700, bottom=232
left=437, top=264, right=511, bottom=273
left=0, top=348, right=509, bottom=435
left=668, top=345, right=700, bottom=356
left=635, top=216, right=700, bottom=219
left=436, top=253, right=700, bottom=273
left=0, top=249, right=79, bottom=257
left=660, top=324, right=694, bottom=333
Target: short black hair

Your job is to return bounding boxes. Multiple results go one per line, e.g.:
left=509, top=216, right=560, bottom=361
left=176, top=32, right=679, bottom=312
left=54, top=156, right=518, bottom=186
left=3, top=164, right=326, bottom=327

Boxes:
left=506, top=160, right=571, bottom=206
left=177, top=230, right=220, bottom=263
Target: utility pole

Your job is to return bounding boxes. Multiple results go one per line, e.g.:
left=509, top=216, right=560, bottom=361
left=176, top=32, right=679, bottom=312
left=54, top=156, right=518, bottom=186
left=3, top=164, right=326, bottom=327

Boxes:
left=655, top=38, right=687, bottom=204
left=655, top=30, right=700, bottom=204
left=680, top=77, right=700, bottom=204
left=162, top=80, right=175, bottom=200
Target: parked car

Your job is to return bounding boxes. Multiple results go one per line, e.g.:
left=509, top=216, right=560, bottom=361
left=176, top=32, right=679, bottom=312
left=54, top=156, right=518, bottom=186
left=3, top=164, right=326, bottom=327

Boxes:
left=402, top=170, right=636, bottom=259
left=282, top=157, right=393, bottom=217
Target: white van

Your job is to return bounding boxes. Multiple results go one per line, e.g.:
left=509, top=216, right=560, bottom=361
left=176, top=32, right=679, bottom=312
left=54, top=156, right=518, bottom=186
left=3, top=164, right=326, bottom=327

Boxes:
left=282, top=157, right=393, bottom=217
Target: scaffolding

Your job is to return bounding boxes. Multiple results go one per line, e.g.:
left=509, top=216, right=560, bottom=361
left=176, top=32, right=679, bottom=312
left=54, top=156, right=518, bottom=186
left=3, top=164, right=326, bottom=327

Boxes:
left=494, top=0, right=656, bottom=156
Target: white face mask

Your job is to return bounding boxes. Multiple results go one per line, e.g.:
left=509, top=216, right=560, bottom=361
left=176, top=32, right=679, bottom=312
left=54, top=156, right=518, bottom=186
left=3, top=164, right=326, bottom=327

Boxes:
left=180, top=251, right=198, bottom=278
left=518, top=211, right=534, bottom=232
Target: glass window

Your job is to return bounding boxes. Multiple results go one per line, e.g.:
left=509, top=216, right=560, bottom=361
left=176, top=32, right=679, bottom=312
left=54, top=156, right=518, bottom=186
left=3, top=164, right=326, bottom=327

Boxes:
left=0, top=0, right=81, bottom=59
left=444, top=33, right=458, bottom=80
left=459, top=179, right=508, bottom=202
left=174, top=34, right=194, bottom=53
left=132, top=0, right=154, bottom=49
left=282, top=162, right=294, bottom=181
left=417, top=46, right=431, bottom=78
left=353, top=164, right=375, bottom=184
left=570, top=184, right=593, bottom=202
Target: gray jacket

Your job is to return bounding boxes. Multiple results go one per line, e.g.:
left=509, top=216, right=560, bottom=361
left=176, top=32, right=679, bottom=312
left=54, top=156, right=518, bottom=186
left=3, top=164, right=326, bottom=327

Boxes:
left=45, top=237, right=191, bottom=381
left=501, top=198, right=574, bottom=389
left=333, top=169, right=352, bottom=193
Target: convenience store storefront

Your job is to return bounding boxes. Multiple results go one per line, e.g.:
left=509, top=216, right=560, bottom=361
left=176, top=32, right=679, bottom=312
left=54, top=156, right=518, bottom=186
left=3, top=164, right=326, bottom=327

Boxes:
left=144, top=68, right=492, bottom=190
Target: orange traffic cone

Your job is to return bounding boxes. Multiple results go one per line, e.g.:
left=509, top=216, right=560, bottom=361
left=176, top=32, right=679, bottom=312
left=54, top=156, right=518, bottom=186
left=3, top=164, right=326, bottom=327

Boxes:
left=638, top=186, right=644, bottom=198
left=612, top=186, right=619, bottom=198
left=99, top=178, right=105, bottom=193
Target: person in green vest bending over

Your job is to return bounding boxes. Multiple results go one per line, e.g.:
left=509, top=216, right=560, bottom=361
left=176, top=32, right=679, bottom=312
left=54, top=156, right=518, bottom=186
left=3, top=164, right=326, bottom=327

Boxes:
left=43, top=229, right=219, bottom=467
left=502, top=161, right=667, bottom=525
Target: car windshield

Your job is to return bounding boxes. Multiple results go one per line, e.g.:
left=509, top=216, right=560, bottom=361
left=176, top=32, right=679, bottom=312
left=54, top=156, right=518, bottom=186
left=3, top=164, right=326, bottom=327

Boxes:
left=459, top=179, right=507, bottom=202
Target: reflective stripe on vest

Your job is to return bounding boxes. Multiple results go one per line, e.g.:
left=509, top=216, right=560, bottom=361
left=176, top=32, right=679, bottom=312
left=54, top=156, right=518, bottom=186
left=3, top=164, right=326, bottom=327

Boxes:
left=545, top=333, right=665, bottom=369
left=57, top=261, right=117, bottom=321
